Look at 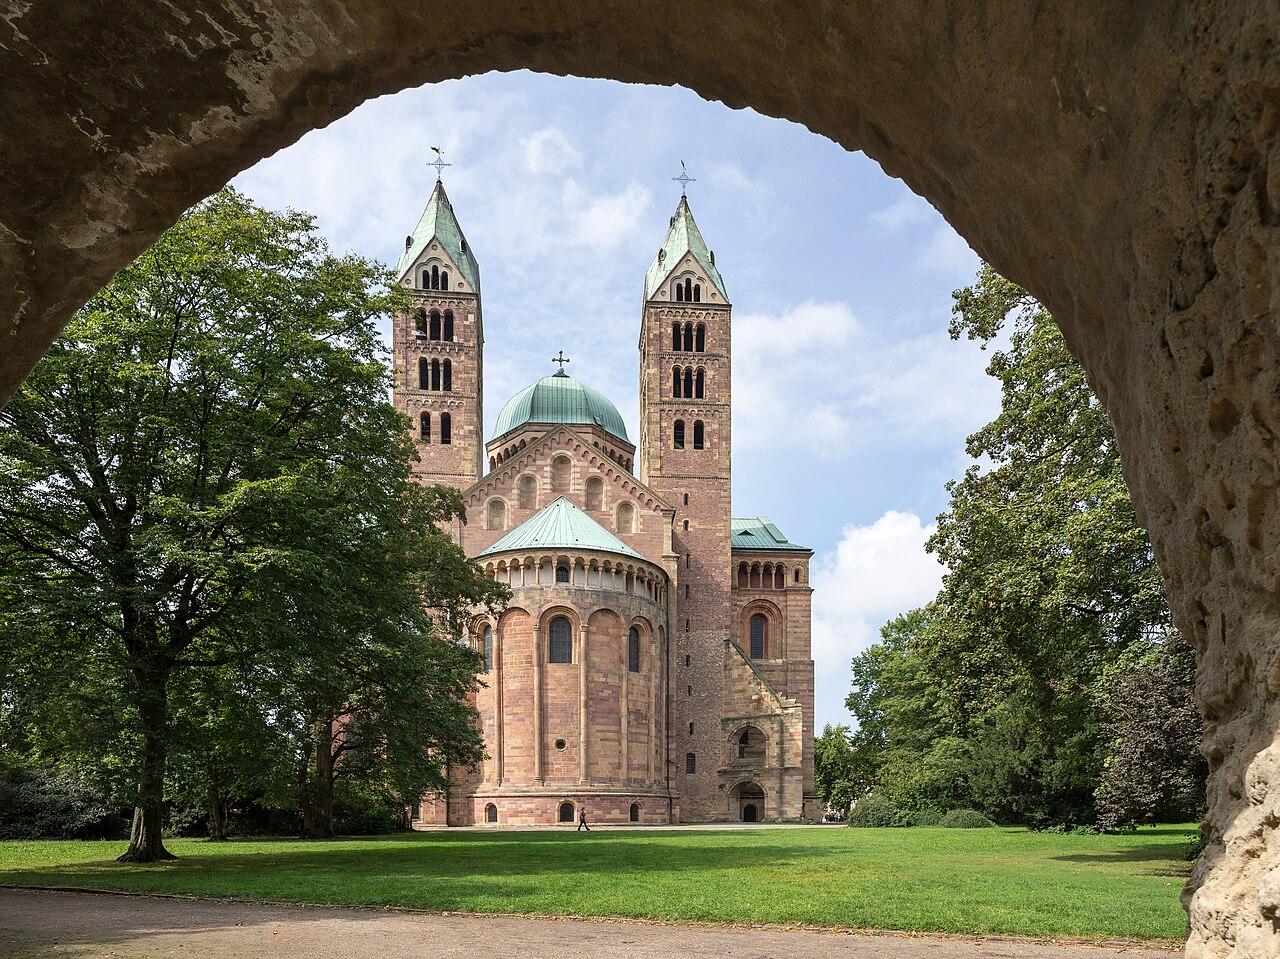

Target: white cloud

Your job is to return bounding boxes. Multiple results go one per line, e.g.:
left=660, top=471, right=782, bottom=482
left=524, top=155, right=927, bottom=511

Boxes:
left=869, top=191, right=934, bottom=231
left=809, top=511, right=945, bottom=729
left=561, top=178, right=652, bottom=253
left=522, top=128, right=582, bottom=175
left=918, top=224, right=981, bottom=276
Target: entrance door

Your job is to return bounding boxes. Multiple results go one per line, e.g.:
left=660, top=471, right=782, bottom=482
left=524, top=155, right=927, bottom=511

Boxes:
left=743, top=803, right=758, bottom=823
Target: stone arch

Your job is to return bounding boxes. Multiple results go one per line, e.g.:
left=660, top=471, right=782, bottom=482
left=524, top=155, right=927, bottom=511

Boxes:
left=550, top=453, right=572, bottom=494
left=731, top=780, right=766, bottom=823
left=484, top=496, right=507, bottom=531
left=485, top=802, right=498, bottom=824
left=557, top=800, right=575, bottom=824
left=517, top=473, right=537, bottom=510
left=741, top=599, right=783, bottom=659
left=4, top=10, right=1279, bottom=951
left=728, top=724, right=769, bottom=763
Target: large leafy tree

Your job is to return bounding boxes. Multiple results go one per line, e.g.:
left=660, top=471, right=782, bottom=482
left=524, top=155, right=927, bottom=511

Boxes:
left=0, top=189, right=503, bottom=860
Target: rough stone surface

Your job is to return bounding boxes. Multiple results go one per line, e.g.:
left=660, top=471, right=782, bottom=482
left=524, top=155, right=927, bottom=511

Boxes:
left=1, top=2, right=1278, bottom=954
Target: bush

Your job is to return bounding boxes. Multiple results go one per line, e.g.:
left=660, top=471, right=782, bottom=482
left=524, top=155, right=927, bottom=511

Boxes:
left=939, top=808, right=994, bottom=828
left=911, top=808, right=944, bottom=826
left=0, top=762, right=129, bottom=839
left=847, top=793, right=912, bottom=828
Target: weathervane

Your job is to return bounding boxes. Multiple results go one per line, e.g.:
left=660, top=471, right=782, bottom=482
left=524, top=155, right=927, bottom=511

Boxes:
left=552, top=350, right=571, bottom=373
left=429, top=146, right=451, bottom=181
left=672, top=160, right=695, bottom=197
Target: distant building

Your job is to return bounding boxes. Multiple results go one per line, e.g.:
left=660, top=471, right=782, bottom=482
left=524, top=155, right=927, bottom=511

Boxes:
left=393, top=180, right=815, bottom=825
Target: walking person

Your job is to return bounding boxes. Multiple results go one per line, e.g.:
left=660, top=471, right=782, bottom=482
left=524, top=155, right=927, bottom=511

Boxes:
left=577, top=807, right=590, bottom=831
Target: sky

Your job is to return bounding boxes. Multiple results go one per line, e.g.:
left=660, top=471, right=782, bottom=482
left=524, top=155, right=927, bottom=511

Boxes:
left=232, top=70, right=1000, bottom=732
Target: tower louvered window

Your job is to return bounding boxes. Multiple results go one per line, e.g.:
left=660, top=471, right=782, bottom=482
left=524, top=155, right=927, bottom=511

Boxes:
left=693, top=420, right=705, bottom=449
left=419, top=411, right=431, bottom=443
left=440, top=412, right=451, bottom=445
left=695, top=323, right=705, bottom=352
left=418, top=357, right=428, bottom=390
left=443, top=310, right=454, bottom=341
left=673, top=419, right=685, bottom=449
left=443, top=359, right=452, bottom=392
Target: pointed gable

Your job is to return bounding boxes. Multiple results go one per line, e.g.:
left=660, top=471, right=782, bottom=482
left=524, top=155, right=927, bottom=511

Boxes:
left=644, top=196, right=728, bottom=301
left=477, top=496, right=644, bottom=560
left=397, top=180, right=481, bottom=291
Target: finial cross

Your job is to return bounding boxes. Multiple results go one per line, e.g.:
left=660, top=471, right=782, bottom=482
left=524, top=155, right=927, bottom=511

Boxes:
left=672, top=160, right=695, bottom=197
left=552, top=350, right=571, bottom=372
left=429, top=146, right=451, bottom=181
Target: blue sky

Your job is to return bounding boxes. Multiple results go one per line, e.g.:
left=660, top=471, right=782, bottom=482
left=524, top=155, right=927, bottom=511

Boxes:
left=232, top=71, right=1001, bottom=731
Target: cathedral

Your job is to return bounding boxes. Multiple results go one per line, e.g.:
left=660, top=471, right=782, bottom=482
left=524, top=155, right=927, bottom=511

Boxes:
left=392, top=177, right=816, bottom=825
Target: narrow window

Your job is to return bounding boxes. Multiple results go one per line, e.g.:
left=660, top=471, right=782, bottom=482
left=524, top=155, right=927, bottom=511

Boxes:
left=431, top=358, right=441, bottom=391
left=483, top=626, right=494, bottom=672
left=687, top=684, right=692, bottom=696
left=440, top=412, right=452, bottom=445
left=628, top=627, right=640, bottom=673
left=556, top=565, right=570, bottom=584
left=683, top=278, right=693, bottom=302
left=616, top=501, right=635, bottom=535
left=672, top=322, right=682, bottom=351
left=440, top=269, right=449, bottom=290
left=551, top=454, right=571, bottom=493
left=431, top=264, right=440, bottom=290
left=774, top=567, right=785, bottom=589
left=683, top=493, right=689, bottom=505
left=585, top=476, right=603, bottom=512
left=558, top=801, right=575, bottom=823
left=629, top=803, right=640, bottom=823
left=695, top=323, right=705, bottom=352
left=683, top=368, right=694, bottom=398
left=688, top=722, right=694, bottom=735
left=673, top=419, right=685, bottom=449
left=737, top=562, right=748, bottom=588
left=672, top=366, right=682, bottom=397
left=485, top=499, right=506, bottom=531
left=485, top=803, right=498, bottom=823
left=421, top=268, right=430, bottom=288
left=684, top=584, right=690, bottom=599
left=795, top=568, right=802, bottom=583
left=750, top=614, right=766, bottom=659
left=429, top=309, right=441, bottom=340
left=443, top=359, right=452, bottom=392
left=685, top=654, right=690, bottom=666
left=549, top=616, right=573, bottom=663
left=675, top=282, right=684, bottom=302
left=683, top=322, right=694, bottom=351
left=686, top=752, right=696, bottom=774
left=695, top=368, right=705, bottom=399
left=420, top=411, right=431, bottom=443
left=693, top=283, right=701, bottom=302
left=518, top=474, right=536, bottom=509
left=693, top=420, right=705, bottom=450
left=444, top=310, right=454, bottom=341
left=415, top=308, right=427, bottom=336
left=418, top=357, right=429, bottom=389
left=683, top=519, right=689, bottom=531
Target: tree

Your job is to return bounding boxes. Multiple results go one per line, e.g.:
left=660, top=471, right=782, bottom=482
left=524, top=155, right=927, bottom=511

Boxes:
left=813, top=725, right=858, bottom=811
left=0, top=188, right=502, bottom=860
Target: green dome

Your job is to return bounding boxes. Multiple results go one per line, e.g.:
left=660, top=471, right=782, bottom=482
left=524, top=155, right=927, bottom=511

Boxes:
left=492, top=370, right=629, bottom=443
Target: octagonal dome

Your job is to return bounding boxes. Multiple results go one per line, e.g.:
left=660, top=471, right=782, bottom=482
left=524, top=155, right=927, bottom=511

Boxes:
left=492, top=369, right=629, bottom=443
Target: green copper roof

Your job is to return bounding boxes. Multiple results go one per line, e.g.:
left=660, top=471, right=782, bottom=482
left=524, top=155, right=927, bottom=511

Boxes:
left=731, top=517, right=810, bottom=552
left=396, top=181, right=481, bottom=291
left=643, top=196, right=728, bottom=301
left=477, top=496, right=644, bottom=560
left=492, top=370, right=629, bottom=443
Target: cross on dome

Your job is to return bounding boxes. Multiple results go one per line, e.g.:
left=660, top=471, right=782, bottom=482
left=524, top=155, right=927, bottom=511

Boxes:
left=429, top=146, right=451, bottom=181
left=552, top=350, right=571, bottom=375
left=672, top=160, right=695, bottom=197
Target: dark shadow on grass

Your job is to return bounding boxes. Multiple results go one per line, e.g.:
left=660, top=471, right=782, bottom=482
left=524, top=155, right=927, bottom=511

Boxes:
left=1051, top=841, right=1192, bottom=865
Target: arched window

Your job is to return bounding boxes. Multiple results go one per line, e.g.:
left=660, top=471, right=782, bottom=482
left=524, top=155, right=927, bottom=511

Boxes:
left=750, top=563, right=761, bottom=588
left=430, top=264, right=440, bottom=290
left=443, top=359, right=452, bottom=392
left=750, top=614, right=767, bottom=659
left=675, top=282, right=684, bottom=302
left=672, top=366, right=682, bottom=397
left=440, top=269, right=449, bottom=290
left=693, top=420, right=705, bottom=450
left=616, top=501, right=635, bottom=535
left=429, top=358, right=440, bottom=391
left=628, top=627, right=640, bottom=673
left=673, top=419, right=685, bottom=449
left=485, top=803, right=498, bottom=823
left=695, top=368, right=705, bottom=399
left=686, top=752, right=696, bottom=774
left=420, top=411, right=431, bottom=443
left=683, top=278, right=693, bottom=302
left=485, top=499, right=506, bottom=531
left=688, top=722, right=694, bottom=735
left=774, top=566, right=784, bottom=589
left=683, top=519, right=689, bottom=531
left=683, top=493, right=689, bottom=505
left=415, top=308, right=427, bottom=336
left=420, top=267, right=429, bottom=287
left=558, top=801, right=575, bottom=823
left=737, top=562, right=748, bottom=588
left=738, top=727, right=766, bottom=760
left=683, top=368, right=694, bottom=398
left=429, top=309, right=441, bottom=340
left=585, top=476, right=603, bottom=512
left=518, top=474, right=536, bottom=510
left=693, top=283, right=701, bottom=302
left=551, top=454, right=571, bottom=493
left=695, top=323, right=706, bottom=352
left=672, top=322, right=682, bottom=351
left=549, top=616, right=573, bottom=663
left=418, top=357, right=428, bottom=389
left=555, top=565, right=570, bottom=584
left=795, top=568, right=802, bottom=583
left=443, top=310, right=454, bottom=341
left=440, top=412, right=452, bottom=445
left=482, top=626, right=494, bottom=672
left=683, top=322, right=694, bottom=351
left=629, top=802, right=640, bottom=823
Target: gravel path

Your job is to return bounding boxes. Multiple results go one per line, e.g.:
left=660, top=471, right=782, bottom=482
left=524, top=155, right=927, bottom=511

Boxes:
left=0, top=888, right=1178, bottom=959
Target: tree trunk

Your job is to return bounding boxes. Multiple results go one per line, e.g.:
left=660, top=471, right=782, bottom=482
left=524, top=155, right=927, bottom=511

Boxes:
left=118, top=655, right=176, bottom=862
left=206, top=775, right=226, bottom=842
left=302, top=717, right=336, bottom=839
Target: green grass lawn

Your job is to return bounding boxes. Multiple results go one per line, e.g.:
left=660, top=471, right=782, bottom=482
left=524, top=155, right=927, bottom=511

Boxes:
left=0, top=826, right=1195, bottom=943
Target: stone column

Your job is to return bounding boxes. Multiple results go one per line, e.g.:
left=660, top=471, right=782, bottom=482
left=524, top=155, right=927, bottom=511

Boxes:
left=578, top=623, right=589, bottom=784
left=532, top=612, right=543, bottom=785
left=495, top=619, right=504, bottom=785
left=620, top=637, right=630, bottom=786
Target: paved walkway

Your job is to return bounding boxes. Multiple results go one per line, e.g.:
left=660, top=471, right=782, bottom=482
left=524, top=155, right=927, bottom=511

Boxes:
left=0, top=889, right=1178, bottom=959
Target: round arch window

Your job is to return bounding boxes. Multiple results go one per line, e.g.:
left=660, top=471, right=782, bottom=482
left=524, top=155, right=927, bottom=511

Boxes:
left=558, top=801, right=575, bottom=823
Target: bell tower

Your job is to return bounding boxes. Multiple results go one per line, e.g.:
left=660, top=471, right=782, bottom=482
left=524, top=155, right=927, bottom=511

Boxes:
left=392, top=178, right=484, bottom=490
left=638, top=193, right=732, bottom=821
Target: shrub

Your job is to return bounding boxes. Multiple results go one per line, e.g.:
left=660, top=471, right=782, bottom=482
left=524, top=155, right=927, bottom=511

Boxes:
left=940, top=808, right=994, bottom=828
left=847, top=793, right=912, bottom=828
left=911, top=808, right=943, bottom=826
left=0, top=762, right=129, bottom=839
